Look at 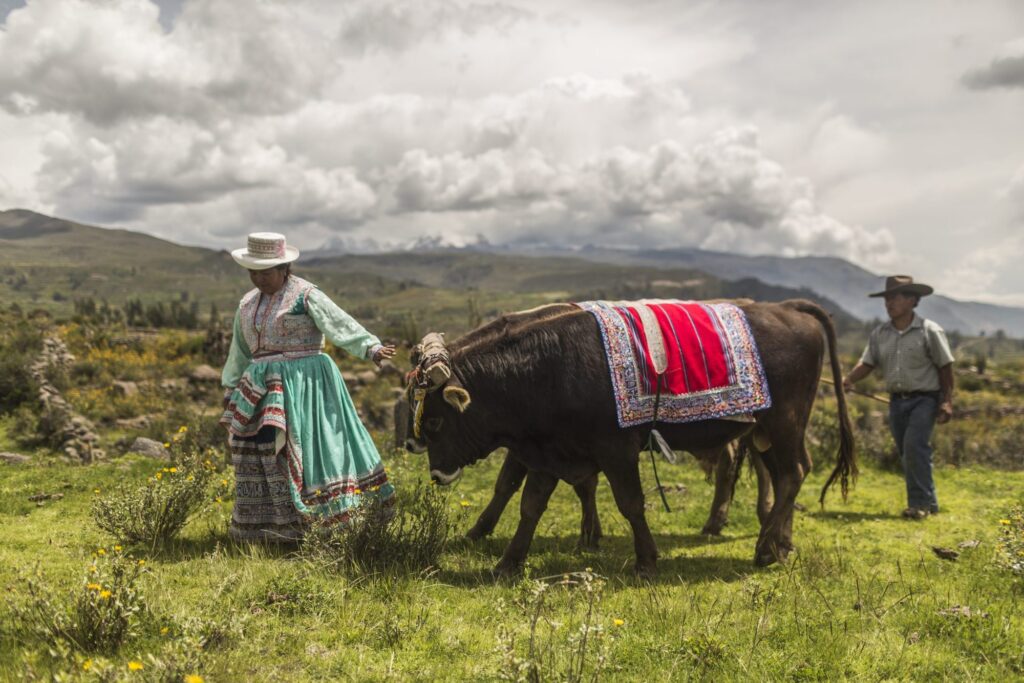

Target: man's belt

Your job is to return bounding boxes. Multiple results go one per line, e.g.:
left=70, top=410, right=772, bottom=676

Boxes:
left=889, top=390, right=940, bottom=401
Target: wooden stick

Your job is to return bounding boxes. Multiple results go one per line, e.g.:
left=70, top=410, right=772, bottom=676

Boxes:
left=819, top=376, right=890, bottom=404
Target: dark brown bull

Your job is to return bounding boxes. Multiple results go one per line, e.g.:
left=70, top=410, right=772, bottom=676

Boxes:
left=409, top=300, right=853, bottom=576
left=399, top=397, right=770, bottom=542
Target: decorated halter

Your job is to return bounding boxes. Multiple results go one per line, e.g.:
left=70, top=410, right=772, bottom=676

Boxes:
left=408, top=332, right=452, bottom=439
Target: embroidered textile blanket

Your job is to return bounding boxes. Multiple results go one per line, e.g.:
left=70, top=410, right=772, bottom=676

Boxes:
left=576, top=300, right=771, bottom=427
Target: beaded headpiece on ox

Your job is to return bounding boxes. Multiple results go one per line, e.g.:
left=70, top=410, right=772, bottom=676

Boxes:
left=231, top=232, right=300, bottom=270
left=406, top=332, right=471, bottom=438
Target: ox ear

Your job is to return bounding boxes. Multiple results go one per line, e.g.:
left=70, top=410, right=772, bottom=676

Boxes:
left=443, top=376, right=472, bottom=413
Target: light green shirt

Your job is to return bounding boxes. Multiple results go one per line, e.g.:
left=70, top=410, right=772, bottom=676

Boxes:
left=859, top=314, right=954, bottom=393
left=221, top=288, right=381, bottom=388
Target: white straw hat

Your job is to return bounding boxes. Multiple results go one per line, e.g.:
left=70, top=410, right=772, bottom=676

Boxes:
left=231, top=232, right=300, bottom=270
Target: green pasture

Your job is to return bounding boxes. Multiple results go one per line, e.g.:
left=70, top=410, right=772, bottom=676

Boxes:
left=2, top=440, right=1022, bottom=681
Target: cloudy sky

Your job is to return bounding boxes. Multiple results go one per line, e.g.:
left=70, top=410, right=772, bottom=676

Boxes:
left=1, top=0, right=1022, bottom=304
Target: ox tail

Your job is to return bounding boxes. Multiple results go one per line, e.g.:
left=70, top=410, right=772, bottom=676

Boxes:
left=787, top=300, right=857, bottom=505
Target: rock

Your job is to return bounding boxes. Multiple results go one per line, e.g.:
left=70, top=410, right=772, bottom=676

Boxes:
left=189, top=364, right=221, bottom=383
left=115, top=415, right=153, bottom=430
left=377, top=360, right=403, bottom=378
left=111, top=380, right=138, bottom=397
left=160, top=378, right=187, bottom=392
left=128, top=437, right=169, bottom=459
left=341, top=372, right=359, bottom=388
left=0, top=452, right=30, bottom=464
left=931, top=546, right=959, bottom=561
left=357, top=370, right=377, bottom=386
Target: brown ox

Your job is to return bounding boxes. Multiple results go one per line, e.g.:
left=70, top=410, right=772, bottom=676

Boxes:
left=410, top=300, right=854, bottom=576
left=398, top=400, right=772, bottom=543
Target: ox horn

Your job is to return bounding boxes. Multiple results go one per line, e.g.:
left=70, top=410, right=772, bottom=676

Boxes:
left=417, top=332, right=451, bottom=390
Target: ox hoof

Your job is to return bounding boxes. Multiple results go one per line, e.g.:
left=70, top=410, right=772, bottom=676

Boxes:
left=754, top=543, right=792, bottom=567
left=700, top=522, right=725, bottom=536
left=576, top=534, right=602, bottom=552
left=492, top=561, right=524, bottom=580
left=633, top=562, right=657, bottom=580
left=465, top=526, right=491, bottom=542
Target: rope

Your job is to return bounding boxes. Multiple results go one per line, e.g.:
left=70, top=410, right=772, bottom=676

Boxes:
left=645, top=376, right=672, bottom=514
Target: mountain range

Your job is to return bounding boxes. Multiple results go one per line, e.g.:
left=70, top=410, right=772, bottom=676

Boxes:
left=3, top=208, right=1023, bottom=337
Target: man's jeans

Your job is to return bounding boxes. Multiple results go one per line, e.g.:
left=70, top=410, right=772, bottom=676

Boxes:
left=888, top=394, right=939, bottom=512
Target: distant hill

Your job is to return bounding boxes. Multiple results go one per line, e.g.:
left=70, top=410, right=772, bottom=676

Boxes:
left=0, top=210, right=860, bottom=339
left=494, top=245, right=1024, bottom=337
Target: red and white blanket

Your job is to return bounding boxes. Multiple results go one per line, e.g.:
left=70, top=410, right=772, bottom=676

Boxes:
left=576, top=300, right=771, bottom=428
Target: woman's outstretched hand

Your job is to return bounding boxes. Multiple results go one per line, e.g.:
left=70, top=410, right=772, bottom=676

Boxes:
left=372, top=344, right=397, bottom=368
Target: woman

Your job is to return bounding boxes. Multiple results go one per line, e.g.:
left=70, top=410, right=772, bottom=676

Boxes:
left=220, top=232, right=396, bottom=541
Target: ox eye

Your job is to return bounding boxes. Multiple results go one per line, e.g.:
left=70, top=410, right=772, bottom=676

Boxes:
left=424, top=417, right=443, bottom=432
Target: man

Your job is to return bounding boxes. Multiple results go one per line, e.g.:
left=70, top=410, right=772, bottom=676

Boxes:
left=843, top=275, right=955, bottom=520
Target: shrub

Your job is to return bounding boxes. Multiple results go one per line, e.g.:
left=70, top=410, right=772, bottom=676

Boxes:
left=10, top=549, right=148, bottom=654
left=495, top=570, right=616, bottom=682
left=91, top=450, right=216, bottom=547
left=302, top=478, right=453, bottom=575
left=996, top=505, right=1024, bottom=576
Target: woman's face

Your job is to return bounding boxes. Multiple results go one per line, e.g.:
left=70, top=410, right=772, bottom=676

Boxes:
left=249, top=266, right=288, bottom=295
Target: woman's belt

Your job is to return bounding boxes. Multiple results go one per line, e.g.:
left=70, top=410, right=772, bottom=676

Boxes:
left=252, top=348, right=323, bottom=363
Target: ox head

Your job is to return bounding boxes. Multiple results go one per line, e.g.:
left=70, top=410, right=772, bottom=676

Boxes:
left=406, top=333, right=482, bottom=485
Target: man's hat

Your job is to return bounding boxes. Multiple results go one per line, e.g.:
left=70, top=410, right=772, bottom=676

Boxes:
left=231, top=232, right=300, bottom=270
left=868, top=274, right=934, bottom=298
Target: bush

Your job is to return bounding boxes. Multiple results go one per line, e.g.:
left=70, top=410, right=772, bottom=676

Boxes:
left=10, top=549, right=148, bottom=654
left=495, top=570, right=616, bottom=682
left=302, top=479, right=453, bottom=575
left=91, top=451, right=216, bottom=547
left=996, top=505, right=1024, bottom=576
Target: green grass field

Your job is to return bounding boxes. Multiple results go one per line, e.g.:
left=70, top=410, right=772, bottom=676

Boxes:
left=2, top=439, right=1022, bottom=681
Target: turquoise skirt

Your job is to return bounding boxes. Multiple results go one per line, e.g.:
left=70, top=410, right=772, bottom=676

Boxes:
left=221, top=353, right=395, bottom=541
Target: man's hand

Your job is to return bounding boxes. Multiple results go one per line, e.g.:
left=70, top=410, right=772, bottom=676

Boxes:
left=842, top=376, right=854, bottom=393
left=937, top=400, right=953, bottom=424
left=372, top=344, right=397, bottom=368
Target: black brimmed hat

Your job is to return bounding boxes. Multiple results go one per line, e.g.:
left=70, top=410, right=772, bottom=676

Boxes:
left=868, top=275, right=934, bottom=298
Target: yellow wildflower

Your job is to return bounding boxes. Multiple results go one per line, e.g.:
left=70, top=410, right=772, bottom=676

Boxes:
left=178, top=425, right=188, bottom=433
left=89, top=565, right=97, bottom=573
left=613, top=618, right=625, bottom=627
left=96, top=548, right=106, bottom=556
left=184, top=676, right=204, bottom=683
left=160, top=626, right=169, bottom=635
left=99, top=590, right=112, bottom=599
left=128, top=660, right=144, bottom=671
left=460, top=500, right=471, bottom=508
left=138, top=560, right=146, bottom=566
left=114, top=545, right=122, bottom=552
left=86, top=583, right=101, bottom=591
left=169, top=467, right=178, bottom=473
left=1000, top=519, right=1011, bottom=525
left=163, top=443, right=170, bottom=448
left=93, top=488, right=101, bottom=494
left=222, top=479, right=229, bottom=486
left=82, top=659, right=92, bottom=670
left=215, top=496, right=222, bottom=503
left=156, top=472, right=163, bottom=480
left=354, top=488, right=362, bottom=495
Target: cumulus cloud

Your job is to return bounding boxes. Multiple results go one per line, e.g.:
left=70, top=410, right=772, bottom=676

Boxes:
left=962, top=37, right=1024, bottom=90
left=337, top=0, right=532, bottom=55
left=0, top=0, right=898, bottom=273
left=0, top=0, right=337, bottom=125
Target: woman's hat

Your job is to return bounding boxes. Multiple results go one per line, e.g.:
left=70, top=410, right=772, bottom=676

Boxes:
left=868, top=274, right=934, bottom=298
left=231, top=232, right=300, bottom=270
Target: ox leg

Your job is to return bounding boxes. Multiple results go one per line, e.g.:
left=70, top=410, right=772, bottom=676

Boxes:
left=602, top=457, right=658, bottom=578
left=574, top=473, right=603, bottom=551
left=752, top=449, right=773, bottom=526
left=701, top=444, right=739, bottom=536
left=493, top=470, right=558, bottom=577
left=754, top=438, right=806, bottom=567
left=467, top=453, right=527, bottom=541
